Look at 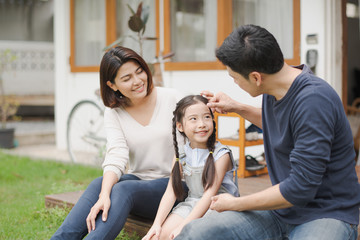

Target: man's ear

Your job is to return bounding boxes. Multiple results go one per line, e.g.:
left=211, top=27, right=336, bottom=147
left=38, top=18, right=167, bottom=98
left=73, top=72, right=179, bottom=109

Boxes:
left=249, top=72, right=262, bottom=87
left=106, top=80, right=117, bottom=91
left=176, top=122, right=183, bottom=133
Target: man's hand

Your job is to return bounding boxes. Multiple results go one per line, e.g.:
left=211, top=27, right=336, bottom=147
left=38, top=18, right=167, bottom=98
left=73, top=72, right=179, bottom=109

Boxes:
left=200, top=91, right=236, bottom=114
left=210, top=193, right=237, bottom=212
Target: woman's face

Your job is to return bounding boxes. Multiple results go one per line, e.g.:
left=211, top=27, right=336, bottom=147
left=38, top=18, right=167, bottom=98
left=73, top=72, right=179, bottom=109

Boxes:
left=107, top=60, right=148, bottom=102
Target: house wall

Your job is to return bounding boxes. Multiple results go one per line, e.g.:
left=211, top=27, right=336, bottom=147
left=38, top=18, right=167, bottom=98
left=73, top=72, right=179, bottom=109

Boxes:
left=55, top=0, right=335, bottom=152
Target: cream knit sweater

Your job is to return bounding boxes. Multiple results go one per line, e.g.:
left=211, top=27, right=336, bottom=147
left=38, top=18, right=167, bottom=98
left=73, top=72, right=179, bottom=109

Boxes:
left=102, top=87, right=183, bottom=180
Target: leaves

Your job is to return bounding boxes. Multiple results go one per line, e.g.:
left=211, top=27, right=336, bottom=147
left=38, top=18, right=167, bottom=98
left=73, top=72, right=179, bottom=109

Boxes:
left=128, top=15, right=144, bottom=32
left=0, top=50, right=18, bottom=129
left=104, top=1, right=158, bottom=57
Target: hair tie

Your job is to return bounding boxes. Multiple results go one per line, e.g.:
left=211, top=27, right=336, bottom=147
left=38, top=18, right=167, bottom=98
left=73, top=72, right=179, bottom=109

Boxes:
left=175, top=158, right=179, bottom=162
left=209, top=151, right=213, bottom=154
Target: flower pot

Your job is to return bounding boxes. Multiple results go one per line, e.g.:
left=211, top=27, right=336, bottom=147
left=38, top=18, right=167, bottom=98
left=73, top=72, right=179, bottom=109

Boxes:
left=0, top=128, right=15, bottom=149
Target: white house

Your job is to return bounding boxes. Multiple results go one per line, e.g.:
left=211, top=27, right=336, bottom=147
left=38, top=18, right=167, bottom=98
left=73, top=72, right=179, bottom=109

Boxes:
left=15, top=0, right=358, bottom=154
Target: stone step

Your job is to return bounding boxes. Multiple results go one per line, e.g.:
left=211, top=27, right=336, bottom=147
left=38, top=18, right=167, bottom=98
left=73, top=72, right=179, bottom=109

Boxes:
left=45, top=191, right=152, bottom=237
left=7, top=120, right=55, bottom=146
left=45, top=167, right=360, bottom=239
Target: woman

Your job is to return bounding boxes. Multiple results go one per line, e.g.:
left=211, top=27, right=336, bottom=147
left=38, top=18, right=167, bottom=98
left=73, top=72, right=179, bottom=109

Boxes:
left=51, top=46, right=183, bottom=239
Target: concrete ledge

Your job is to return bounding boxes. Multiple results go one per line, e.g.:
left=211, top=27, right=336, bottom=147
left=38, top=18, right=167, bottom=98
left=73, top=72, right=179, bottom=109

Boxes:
left=45, top=166, right=360, bottom=239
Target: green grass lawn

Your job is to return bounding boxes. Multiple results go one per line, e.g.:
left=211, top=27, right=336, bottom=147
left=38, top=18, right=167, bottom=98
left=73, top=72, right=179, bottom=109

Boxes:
left=0, top=151, right=140, bottom=240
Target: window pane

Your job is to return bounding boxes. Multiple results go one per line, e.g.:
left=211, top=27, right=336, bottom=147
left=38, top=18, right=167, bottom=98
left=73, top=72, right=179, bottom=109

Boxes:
left=74, top=0, right=105, bottom=66
left=170, top=0, right=217, bottom=62
left=232, top=0, right=294, bottom=59
left=0, top=0, right=53, bottom=42
left=116, top=0, right=156, bottom=62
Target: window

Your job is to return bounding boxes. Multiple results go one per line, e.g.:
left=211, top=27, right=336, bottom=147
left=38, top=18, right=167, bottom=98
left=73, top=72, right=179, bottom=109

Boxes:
left=164, top=0, right=300, bottom=71
left=232, top=0, right=300, bottom=65
left=0, top=0, right=54, bottom=42
left=70, top=0, right=299, bottom=72
left=115, top=0, right=157, bottom=62
left=70, top=0, right=159, bottom=72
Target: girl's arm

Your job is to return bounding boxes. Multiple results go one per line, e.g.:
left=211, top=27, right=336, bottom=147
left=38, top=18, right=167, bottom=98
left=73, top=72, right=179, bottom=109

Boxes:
left=142, top=157, right=178, bottom=240
left=170, top=153, right=231, bottom=238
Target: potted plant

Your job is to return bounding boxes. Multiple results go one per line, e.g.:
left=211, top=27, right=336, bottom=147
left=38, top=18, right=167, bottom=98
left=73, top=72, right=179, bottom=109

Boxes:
left=0, top=49, right=19, bottom=148
left=104, top=2, right=157, bottom=56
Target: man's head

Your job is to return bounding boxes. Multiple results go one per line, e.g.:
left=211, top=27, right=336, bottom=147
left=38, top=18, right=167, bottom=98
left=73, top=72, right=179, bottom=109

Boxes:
left=216, top=24, right=284, bottom=80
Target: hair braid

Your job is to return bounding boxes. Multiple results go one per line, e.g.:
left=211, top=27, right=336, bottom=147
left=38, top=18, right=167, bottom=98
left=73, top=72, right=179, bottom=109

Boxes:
left=202, top=118, right=217, bottom=190
left=171, top=114, right=185, bottom=200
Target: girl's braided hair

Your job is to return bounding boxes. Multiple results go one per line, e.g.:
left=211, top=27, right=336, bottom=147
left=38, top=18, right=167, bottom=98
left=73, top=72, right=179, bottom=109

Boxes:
left=171, top=95, right=217, bottom=200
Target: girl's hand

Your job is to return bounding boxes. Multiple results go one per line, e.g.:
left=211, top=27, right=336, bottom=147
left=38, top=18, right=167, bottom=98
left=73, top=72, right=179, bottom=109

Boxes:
left=142, top=224, right=162, bottom=240
left=86, top=195, right=111, bottom=233
left=169, top=225, right=184, bottom=240
left=210, top=193, right=236, bottom=212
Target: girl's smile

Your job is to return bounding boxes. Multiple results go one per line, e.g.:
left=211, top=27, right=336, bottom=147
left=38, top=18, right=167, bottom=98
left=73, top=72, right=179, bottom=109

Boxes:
left=177, top=102, right=214, bottom=149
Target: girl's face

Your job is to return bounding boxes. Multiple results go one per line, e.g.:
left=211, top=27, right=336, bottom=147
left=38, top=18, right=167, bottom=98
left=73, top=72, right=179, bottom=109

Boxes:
left=177, top=102, right=214, bottom=149
left=107, top=60, right=148, bottom=103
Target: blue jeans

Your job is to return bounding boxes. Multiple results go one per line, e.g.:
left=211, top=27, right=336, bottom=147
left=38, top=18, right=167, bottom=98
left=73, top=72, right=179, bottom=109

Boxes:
left=175, top=210, right=358, bottom=240
left=51, top=174, right=169, bottom=240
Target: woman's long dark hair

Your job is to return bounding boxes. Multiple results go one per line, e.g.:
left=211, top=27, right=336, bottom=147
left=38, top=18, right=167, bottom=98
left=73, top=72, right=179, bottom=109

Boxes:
left=99, top=46, right=153, bottom=108
left=171, top=95, right=217, bottom=200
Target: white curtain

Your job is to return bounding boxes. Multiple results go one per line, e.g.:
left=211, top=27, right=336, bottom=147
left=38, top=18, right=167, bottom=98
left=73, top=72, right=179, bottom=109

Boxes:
left=233, top=0, right=294, bottom=59
left=170, top=0, right=217, bottom=62
left=74, top=0, right=106, bottom=66
left=0, top=0, right=54, bottom=42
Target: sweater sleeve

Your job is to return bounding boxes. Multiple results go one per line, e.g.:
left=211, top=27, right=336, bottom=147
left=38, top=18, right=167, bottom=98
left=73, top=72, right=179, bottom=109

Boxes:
left=279, top=92, right=335, bottom=207
left=102, top=108, right=129, bottom=180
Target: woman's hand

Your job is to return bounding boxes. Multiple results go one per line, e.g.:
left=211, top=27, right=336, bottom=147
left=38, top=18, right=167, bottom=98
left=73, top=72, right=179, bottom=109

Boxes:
left=210, top=193, right=236, bottom=212
left=142, top=224, right=162, bottom=240
left=86, top=195, right=111, bottom=233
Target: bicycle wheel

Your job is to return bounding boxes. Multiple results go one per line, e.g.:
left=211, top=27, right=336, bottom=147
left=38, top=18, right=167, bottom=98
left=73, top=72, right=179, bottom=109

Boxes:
left=67, top=100, right=106, bottom=166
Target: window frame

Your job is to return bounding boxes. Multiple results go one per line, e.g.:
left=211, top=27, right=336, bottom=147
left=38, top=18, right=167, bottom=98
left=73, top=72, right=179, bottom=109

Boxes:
left=69, top=0, right=299, bottom=72
left=69, top=0, right=160, bottom=72
left=163, top=0, right=300, bottom=71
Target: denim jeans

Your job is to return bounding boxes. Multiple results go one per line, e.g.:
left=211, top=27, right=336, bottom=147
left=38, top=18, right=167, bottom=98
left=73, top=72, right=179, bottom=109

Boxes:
left=51, top=174, right=169, bottom=240
left=175, top=210, right=358, bottom=240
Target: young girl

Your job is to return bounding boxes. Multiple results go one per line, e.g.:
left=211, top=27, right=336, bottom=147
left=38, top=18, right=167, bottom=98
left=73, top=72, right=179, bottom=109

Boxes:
left=142, top=95, right=239, bottom=240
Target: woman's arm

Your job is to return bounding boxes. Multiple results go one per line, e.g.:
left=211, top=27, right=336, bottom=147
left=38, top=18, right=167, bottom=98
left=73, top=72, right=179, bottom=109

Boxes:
left=86, top=109, right=129, bottom=232
left=86, top=171, right=118, bottom=232
left=142, top=158, right=178, bottom=240
left=102, top=108, right=129, bottom=179
left=170, top=153, right=231, bottom=238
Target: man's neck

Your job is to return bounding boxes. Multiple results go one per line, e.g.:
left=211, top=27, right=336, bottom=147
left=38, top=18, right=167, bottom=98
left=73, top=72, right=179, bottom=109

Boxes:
left=265, top=64, right=302, bottom=100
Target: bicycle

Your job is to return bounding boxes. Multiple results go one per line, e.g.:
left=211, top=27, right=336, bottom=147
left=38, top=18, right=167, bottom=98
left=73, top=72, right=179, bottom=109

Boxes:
left=66, top=52, right=174, bottom=166
left=66, top=89, right=106, bottom=166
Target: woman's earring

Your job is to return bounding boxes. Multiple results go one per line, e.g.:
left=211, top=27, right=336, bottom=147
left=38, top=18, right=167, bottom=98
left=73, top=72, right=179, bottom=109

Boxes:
left=116, top=90, right=124, bottom=99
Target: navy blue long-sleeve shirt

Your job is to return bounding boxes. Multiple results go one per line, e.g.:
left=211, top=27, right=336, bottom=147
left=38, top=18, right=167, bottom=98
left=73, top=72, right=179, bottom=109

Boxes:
left=262, top=64, right=360, bottom=225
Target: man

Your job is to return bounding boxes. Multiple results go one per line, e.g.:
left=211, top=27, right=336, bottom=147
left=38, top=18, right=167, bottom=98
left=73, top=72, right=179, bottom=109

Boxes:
left=175, top=25, right=360, bottom=240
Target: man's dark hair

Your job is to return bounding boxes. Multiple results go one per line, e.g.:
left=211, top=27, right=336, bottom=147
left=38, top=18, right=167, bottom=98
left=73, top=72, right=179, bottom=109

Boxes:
left=216, top=24, right=284, bottom=79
